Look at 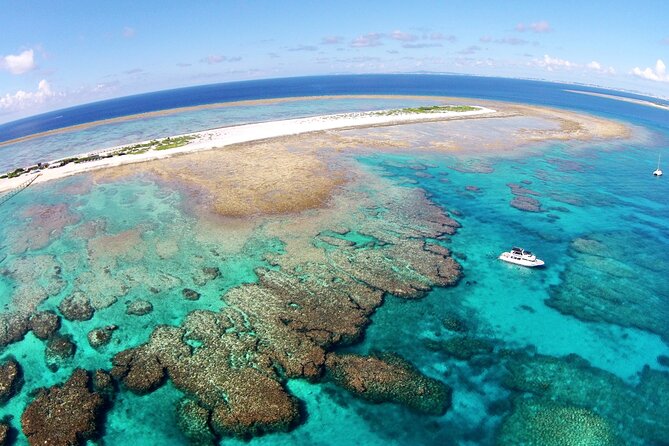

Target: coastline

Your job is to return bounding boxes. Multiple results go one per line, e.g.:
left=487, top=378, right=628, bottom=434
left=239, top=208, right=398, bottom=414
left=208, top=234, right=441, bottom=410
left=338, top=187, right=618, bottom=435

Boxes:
left=565, top=89, right=669, bottom=111
left=0, top=106, right=496, bottom=194
left=0, top=94, right=473, bottom=148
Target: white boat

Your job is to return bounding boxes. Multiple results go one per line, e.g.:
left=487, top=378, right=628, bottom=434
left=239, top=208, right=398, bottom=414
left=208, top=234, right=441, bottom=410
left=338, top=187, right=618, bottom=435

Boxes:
left=653, top=154, right=663, bottom=176
left=499, top=247, right=545, bottom=267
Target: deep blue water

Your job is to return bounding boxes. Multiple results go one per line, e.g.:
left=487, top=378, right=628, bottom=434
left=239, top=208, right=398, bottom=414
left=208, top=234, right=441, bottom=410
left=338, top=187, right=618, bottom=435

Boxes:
left=2, top=74, right=669, bottom=143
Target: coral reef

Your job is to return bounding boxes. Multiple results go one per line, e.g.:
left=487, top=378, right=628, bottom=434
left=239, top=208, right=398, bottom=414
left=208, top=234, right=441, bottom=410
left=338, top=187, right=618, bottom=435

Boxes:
left=109, top=172, right=462, bottom=441
left=126, top=299, right=153, bottom=316
left=425, top=336, right=494, bottom=360
left=441, top=313, right=468, bottom=333
left=58, top=291, right=95, bottom=321
left=112, top=313, right=301, bottom=438
left=0, top=358, right=22, bottom=404
left=0, top=313, right=30, bottom=348
left=547, top=232, right=669, bottom=341
left=182, top=288, right=201, bottom=300
left=176, top=399, right=216, bottom=446
left=45, top=334, right=76, bottom=372
left=0, top=255, right=65, bottom=348
left=87, top=327, right=114, bottom=349
left=29, top=311, right=60, bottom=340
left=502, top=352, right=669, bottom=444
left=9, top=203, right=80, bottom=253
left=192, top=267, right=220, bottom=286
left=0, top=422, right=8, bottom=445
left=324, top=352, right=451, bottom=415
left=21, top=369, right=106, bottom=446
left=498, top=397, right=619, bottom=445
left=510, top=195, right=542, bottom=212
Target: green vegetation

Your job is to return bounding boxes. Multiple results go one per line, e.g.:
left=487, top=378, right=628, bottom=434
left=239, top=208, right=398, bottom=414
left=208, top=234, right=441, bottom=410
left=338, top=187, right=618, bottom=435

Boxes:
left=111, top=135, right=197, bottom=155
left=154, top=135, right=197, bottom=150
left=1, top=134, right=198, bottom=180
left=74, top=155, right=103, bottom=164
left=7, top=168, right=25, bottom=178
left=373, top=105, right=478, bottom=116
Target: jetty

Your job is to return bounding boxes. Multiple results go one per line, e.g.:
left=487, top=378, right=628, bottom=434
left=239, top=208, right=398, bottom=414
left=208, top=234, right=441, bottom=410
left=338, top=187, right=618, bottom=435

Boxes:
left=0, top=173, right=41, bottom=206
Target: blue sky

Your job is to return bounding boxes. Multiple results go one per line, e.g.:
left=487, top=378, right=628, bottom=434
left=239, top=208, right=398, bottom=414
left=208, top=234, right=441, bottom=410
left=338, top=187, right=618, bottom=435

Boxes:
left=1, top=0, right=669, bottom=123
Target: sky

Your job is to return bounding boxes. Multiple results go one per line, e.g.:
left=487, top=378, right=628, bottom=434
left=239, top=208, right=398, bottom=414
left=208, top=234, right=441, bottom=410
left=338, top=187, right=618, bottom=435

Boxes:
left=1, top=0, right=669, bottom=123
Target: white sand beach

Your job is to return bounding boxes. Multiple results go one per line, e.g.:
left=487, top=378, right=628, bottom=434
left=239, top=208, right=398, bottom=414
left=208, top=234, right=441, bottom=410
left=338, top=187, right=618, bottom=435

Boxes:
left=0, top=106, right=496, bottom=194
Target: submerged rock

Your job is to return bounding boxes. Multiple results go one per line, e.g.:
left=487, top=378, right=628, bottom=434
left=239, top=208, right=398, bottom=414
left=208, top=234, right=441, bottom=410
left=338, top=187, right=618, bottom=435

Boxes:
left=176, top=399, right=215, bottom=446
left=425, top=336, right=494, bottom=360
left=182, top=288, right=201, bottom=301
left=92, top=370, right=115, bottom=401
left=59, top=291, right=95, bottom=321
left=441, top=313, right=468, bottom=333
left=111, top=346, right=166, bottom=394
left=112, top=318, right=300, bottom=438
left=498, top=397, right=620, bottom=446
left=510, top=195, right=543, bottom=212
left=502, top=352, right=669, bottom=444
left=324, top=352, right=451, bottom=415
left=126, top=299, right=153, bottom=316
left=87, top=327, right=113, bottom=349
left=0, top=422, right=9, bottom=445
left=21, top=369, right=104, bottom=446
left=0, top=312, right=30, bottom=348
left=29, top=311, right=60, bottom=340
left=45, top=334, right=76, bottom=372
left=547, top=232, right=669, bottom=342
left=0, top=358, right=22, bottom=404
left=193, top=267, right=220, bottom=286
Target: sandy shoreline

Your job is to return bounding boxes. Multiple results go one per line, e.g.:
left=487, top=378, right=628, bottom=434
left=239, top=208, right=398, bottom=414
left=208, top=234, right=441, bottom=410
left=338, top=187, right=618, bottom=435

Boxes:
left=565, top=89, right=669, bottom=111
left=0, top=107, right=496, bottom=194
left=0, top=94, right=478, bottom=148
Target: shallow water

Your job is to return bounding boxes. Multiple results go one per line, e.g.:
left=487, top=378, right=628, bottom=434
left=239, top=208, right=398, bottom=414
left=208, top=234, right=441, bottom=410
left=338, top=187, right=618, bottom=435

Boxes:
left=0, top=92, right=668, bottom=445
left=0, top=97, right=437, bottom=172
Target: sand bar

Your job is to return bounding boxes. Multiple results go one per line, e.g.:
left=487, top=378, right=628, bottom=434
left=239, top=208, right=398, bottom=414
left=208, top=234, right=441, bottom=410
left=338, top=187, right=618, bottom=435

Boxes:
left=0, top=106, right=496, bottom=194
left=565, top=89, right=669, bottom=111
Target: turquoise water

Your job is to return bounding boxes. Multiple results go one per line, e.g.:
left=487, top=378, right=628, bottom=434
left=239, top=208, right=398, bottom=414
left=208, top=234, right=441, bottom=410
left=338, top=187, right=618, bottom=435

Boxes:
left=0, top=93, right=668, bottom=444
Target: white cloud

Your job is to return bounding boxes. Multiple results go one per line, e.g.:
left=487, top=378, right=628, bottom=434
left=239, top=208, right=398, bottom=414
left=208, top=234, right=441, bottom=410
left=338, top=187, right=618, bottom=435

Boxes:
left=587, top=60, right=616, bottom=75
left=429, top=33, right=456, bottom=42
left=535, top=54, right=577, bottom=71
left=287, top=44, right=318, bottom=52
left=632, top=59, right=669, bottom=82
left=587, top=61, right=601, bottom=70
left=201, top=55, right=241, bottom=64
left=389, top=30, right=417, bottom=42
left=0, top=79, right=60, bottom=111
left=350, top=33, right=384, bottom=48
left=1, top=49, right=36, bottom=75
left=516, top=20, right=552, bottom=33
left=402, top=43, right=443, bottom=49
left=321, top=36, right=343, bottom=45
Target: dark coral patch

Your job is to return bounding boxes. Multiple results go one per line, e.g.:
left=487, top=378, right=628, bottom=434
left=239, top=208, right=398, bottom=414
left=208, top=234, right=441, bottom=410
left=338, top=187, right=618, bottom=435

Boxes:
left=324, top=352, right=451, bottom=415
left=0, top=358, right=22, bottom=405
left=21, top=369, right=106, bottom=446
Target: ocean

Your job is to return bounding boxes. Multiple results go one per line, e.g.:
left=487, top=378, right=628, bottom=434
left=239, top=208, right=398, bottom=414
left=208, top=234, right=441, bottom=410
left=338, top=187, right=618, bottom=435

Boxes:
left=0, top=75, right=668, bottom=445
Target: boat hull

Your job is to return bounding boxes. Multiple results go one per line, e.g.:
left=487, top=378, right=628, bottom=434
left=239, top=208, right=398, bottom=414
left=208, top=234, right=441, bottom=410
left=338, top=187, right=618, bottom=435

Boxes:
left=498, top=253, right=545, bottom=268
